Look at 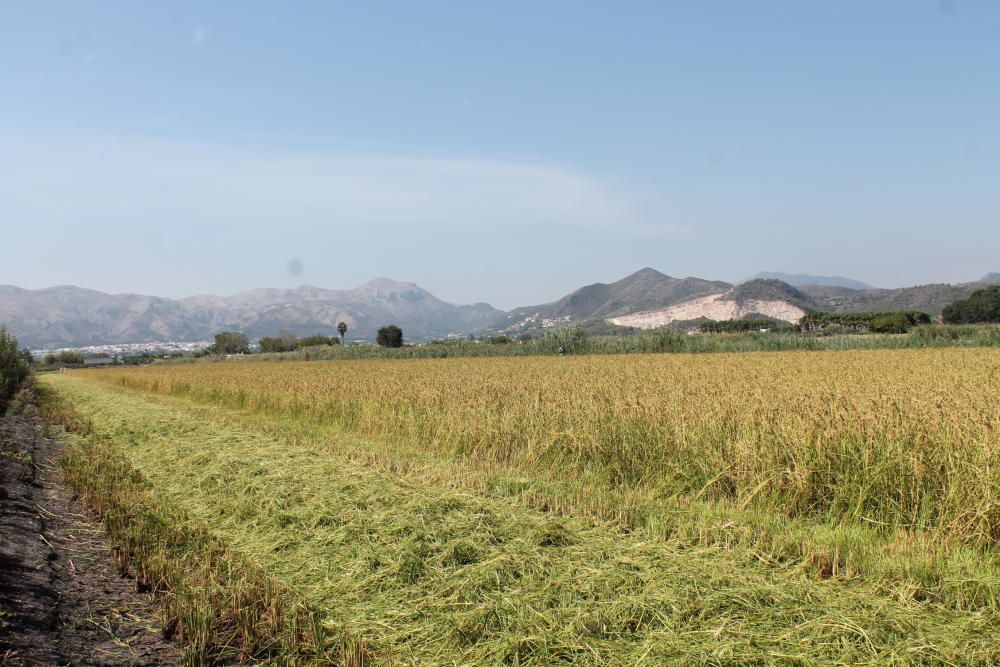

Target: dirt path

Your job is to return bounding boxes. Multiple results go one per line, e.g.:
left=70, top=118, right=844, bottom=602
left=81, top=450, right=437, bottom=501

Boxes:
left=0, top=401, right=179, bottom=666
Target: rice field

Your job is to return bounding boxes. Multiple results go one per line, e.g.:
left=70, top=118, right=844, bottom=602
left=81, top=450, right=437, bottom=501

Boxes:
left=40, top=347, right=1000, bottom=664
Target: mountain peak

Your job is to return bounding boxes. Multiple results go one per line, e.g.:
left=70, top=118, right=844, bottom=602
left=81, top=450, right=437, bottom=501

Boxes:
left=726, top=279, right=816, bottom=310
left=979, top=272, right=1000, bottom=284
left=624, top=267, right=672, bottom=281
left=750, top=272, right=874, bottom=290
left=358, top=277, right=420, bottom=291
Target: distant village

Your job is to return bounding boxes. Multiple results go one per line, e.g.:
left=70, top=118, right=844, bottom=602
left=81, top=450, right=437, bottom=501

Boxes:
left=30, top=340, right=213, bottom=363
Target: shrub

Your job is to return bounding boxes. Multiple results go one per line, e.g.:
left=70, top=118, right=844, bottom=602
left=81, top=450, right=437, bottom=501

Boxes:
left=42, top=350, right=85, bottom=366
left=377, top=325, right=404, bottom=348
left=870, top=313, right=911, bottom=334
left=259, top=332, right=299, bottom=353
left=800, top=311, right=930, bottom=332
left=700, top=319, right=782, bottom=333
left=0, top=326, right=30, bottom=411
left=298, top=335, right=338, bottom=348
left=211, top=331, right=250, bottom=355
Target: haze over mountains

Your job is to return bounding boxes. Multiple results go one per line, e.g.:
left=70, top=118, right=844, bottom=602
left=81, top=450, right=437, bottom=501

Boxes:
left=749, top=272, right=875, bottom=290
left=1, top=270, right=996, bottom=348
left=0, top=280, right=499, bottom=349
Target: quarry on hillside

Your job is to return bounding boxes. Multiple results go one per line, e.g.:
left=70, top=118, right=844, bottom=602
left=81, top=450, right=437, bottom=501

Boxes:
left=608, top=293, right=808, bottom=329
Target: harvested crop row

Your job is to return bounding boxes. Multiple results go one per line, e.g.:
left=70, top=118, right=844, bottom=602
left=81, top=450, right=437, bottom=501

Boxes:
left=41, top=374, right=1000, bottom=664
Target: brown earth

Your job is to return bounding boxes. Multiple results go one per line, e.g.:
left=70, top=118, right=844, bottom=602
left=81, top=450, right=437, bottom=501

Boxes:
left=0, top=397, right=180, bottom=666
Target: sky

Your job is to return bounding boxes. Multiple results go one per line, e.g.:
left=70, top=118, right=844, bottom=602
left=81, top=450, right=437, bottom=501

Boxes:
left=1, top=1, right=998, bottom=309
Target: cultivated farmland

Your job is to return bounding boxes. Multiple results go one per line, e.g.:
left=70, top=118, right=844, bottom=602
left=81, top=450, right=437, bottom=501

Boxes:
left=40, top=348, right=1000, bottom=664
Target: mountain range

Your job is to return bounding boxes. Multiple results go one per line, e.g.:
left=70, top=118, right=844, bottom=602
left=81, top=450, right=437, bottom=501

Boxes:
left=1, top=271, right=996, bottom=348
left=0, top=279, right=500, bottom=349
left=748, top=272, right=875, bottom=290
left=488, top=270, right=995, bottom=336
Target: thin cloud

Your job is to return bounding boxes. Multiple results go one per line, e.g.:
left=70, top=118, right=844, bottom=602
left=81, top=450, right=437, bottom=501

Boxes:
left=0, top=133, right=690, bottom=238
left=192, top=27, right=208, bottom=45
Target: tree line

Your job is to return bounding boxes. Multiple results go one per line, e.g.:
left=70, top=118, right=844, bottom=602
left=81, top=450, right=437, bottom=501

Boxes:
left=209, top=321, right=405, bottom=355
left=700, top=318, right=789, bottom=333
left=798, top=311, right=931, bottom=333
left=942, top=285, right=1000, bottom=324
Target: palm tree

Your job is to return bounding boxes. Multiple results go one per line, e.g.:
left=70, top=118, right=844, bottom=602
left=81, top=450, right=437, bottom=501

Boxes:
left=337, top=321, right=348, bottom=345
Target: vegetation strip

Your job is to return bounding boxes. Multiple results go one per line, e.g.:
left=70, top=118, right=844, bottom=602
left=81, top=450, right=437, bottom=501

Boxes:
left=0, top=392, right=180, bottom=665
left=67, top=349, right=1000, bottom=612
left=42, top=373, right=1000, bottom=664
left=89, top=349, right=1000, bottom=543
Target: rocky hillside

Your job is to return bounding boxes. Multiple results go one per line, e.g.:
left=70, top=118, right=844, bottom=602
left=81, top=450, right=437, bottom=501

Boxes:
left=492, top=272, right=996, bottom=335
left=493, top=268, right=731, bottom=335
left=608, top=280, right=813, bottom=329
left=0, top=280, right=500, bottom=348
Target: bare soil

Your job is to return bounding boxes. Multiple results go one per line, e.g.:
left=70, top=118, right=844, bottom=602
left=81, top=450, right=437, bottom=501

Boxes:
left=0, top=401, right=179, bottom=666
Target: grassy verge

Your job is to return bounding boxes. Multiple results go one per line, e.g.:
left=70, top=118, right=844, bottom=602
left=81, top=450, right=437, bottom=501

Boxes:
left=41, top=374, right=1000, bottom=664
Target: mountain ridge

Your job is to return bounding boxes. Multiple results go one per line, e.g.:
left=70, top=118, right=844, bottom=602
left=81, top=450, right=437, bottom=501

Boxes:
left=0, top=280, right=501, bottom=348
left=2, top=269, right=996, bottom=348
left=749, top=272, right=875, bottom=290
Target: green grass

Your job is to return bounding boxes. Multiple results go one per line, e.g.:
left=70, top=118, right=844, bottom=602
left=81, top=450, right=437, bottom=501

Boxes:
left=42, top=374, right=1000, bottom=665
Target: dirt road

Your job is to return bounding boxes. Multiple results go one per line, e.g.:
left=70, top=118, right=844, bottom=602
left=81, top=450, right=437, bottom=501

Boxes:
left=0, top=400, right=179, bottom=666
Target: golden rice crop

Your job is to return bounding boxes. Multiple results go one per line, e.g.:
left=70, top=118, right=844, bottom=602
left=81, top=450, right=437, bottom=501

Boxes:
left=86, top=348, right=999, bottom=547
left=41, top=364, right=1000, bottom=664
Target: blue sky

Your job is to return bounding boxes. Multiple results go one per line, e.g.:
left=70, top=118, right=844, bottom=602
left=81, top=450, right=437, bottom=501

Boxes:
left=1, top=1, right=997, bottom=308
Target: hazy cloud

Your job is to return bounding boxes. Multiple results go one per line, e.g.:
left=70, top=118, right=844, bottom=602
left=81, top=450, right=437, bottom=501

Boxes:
left=0, top=133, right=689, bottom=238
left=192, top=27, right=208, bottom=45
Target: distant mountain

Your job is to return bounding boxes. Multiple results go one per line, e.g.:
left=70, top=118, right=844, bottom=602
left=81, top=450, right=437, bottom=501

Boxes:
left=979, top=272, right=1000, bottom=284
left=749, top=272, right=875, bottom=290
left=0, top=280, right=501, bottom=348
left=796, top=283, right=983, bottom=316
left=491, top=270, right=981, bottom=335
left=493, top=268, right=731, bottom=335
left=727, top=279, right=817, bottom=310
left=3, top=268, right=990, bottom=348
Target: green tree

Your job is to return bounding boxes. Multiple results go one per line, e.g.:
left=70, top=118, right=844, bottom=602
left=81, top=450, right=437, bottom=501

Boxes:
left=211, top=331, right=250, bottom=355
left=337, top=321, right=348, bottom=345
left=942, top=285, right=1000, bottom=324
left=376, top=325, right=404, bottom=348
left=869, top=313, right=911, bottom=334
left=0, top=326, right=30, bottom=411
left=259, top=331, right=298, bottom=353
left=299, top=334, right=338, bottom=348
left=57, top=350, right=85, bottom=365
